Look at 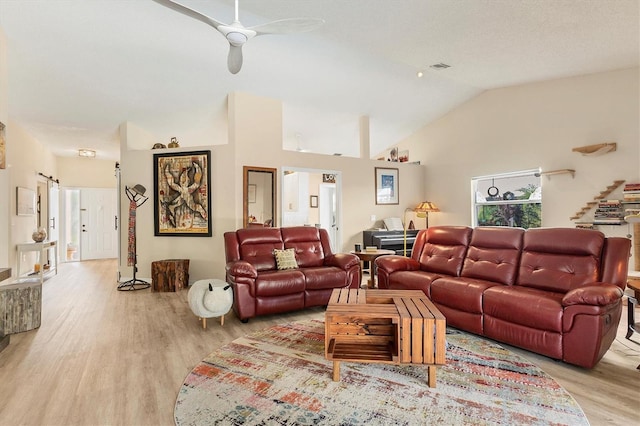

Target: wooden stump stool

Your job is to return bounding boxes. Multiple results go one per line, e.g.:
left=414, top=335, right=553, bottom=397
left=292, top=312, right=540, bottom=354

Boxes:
left=0, top=282, right=42, bottom=335
left=151, top=259, right=190, bottom=292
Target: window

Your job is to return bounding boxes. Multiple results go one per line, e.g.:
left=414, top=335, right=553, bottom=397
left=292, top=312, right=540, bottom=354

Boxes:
left=471, top=169, right=541, bottom=229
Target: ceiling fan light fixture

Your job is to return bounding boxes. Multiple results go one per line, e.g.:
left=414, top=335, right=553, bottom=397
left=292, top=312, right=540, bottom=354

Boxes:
left=226, top=31, right=248, bottom=46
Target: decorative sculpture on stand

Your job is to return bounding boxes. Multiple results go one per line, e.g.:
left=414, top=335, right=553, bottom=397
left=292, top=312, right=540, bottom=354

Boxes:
left=118, top=184, right=150, bottom=291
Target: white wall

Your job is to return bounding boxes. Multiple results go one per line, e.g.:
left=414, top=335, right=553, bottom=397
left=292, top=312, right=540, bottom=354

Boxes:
left=399, top=67, right=639, bottom=264
left=0, top=28, right=9, bottom=269
left=6, top=122, right=58, bottom=275
left=57, top=157, right=117, bottom=188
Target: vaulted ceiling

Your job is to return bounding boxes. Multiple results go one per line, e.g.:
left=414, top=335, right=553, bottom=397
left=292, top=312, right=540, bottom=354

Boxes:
left=0, top=0, right=638, bottom=160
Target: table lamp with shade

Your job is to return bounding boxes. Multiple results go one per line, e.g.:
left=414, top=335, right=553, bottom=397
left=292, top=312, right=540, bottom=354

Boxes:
left=404, top=201, right=440, bottom=256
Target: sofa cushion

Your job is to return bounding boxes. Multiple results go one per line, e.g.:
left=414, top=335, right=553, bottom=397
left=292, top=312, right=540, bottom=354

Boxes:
left=387, top=270, right=442, bottom=296
left=417, top=226, right=472, bottom=276
left=483, top=286, right=564, bottom=332
left=282, top=227, right=326, bottom=268
left=518, top=228, right=604, bottom=293
left=274, top=248, right=298, bottom=270
left=461, top=227, right=523, bottom=285
left=301, top=267, right=347, bottom=290
left=236, top=228, right=285, bottom=271
left=254, top=270, right=305, bottom=297
left=431, top=277, right=501, bottom=314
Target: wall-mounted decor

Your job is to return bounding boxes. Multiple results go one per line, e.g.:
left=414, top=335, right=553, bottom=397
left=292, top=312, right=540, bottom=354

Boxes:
left=154, top=150, right=211, bottom=237
left=375, top=167, right=399, bottom=205
left=248, top=184, right=257, bottom=203
left=310, top=195, right=318, bottom=208
left=0, top=121, right=6, bottom=169
left=388, top=147, right=398, bottom=162
left=16, top=187, right=36, bottom=216
left=322, top=173, right=336, bottom=183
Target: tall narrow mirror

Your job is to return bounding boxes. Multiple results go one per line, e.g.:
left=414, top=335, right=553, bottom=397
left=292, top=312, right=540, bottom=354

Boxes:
left=243, top=166, right=276, bottom=228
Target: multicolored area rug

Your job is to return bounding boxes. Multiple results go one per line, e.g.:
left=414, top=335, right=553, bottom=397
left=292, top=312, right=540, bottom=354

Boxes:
left=175, top=320, right=588, bottom=425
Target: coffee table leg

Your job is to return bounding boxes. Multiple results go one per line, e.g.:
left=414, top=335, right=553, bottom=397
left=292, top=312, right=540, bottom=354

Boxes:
left=427, top=365, right=436, bottom=388
left=333, top=361, right=340, bottom=381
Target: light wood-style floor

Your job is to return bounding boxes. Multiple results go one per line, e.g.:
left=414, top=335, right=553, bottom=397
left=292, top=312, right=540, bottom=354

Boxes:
left=0, top=259, right=637, bottom=425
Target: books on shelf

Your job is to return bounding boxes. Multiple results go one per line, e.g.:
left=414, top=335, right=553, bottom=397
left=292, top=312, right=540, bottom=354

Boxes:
left=623, top=183, right=640, bottom=191
left=623, top=183, right=640, bottom=201
left=575, top=222, right=595, bottom=230
left=593, top=199, right=624, bottom=225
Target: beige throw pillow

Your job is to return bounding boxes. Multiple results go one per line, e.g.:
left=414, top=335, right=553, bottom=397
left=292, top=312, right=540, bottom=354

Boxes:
left=274, top=248, right=298, bottom=270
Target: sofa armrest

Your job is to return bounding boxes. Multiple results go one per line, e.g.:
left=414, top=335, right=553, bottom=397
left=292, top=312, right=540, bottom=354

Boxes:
left=324, top=253, right=360, bottom=271
left=225, top=260, right=258, bottom=279
left=562, top=284, right=623, bottom=307
left=375, top=255, right=421, bottom=274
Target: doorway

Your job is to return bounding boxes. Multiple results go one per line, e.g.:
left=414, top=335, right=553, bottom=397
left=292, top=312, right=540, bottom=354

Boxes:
left=61, top=188, right=118, bottom=261
left=281, top=168, right=341, bottom=251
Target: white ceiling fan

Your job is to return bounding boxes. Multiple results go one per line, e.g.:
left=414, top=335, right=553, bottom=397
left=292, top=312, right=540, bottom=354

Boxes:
left=152, top=0, right=324, bottom=74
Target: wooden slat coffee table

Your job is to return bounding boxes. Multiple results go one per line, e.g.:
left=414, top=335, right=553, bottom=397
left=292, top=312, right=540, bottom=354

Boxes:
left=325, top=288, right=446, bottom=387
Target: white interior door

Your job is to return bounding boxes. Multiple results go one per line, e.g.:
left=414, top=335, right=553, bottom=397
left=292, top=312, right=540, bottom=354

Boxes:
left=319, top=183, right=338, bottom=252
left=80, top=188, right=118, bottom=260
left=48, top=182, right=59, bottom=243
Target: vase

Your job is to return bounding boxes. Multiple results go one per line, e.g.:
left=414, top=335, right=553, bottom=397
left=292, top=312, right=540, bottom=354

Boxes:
left=32, top=227, right=47, bottom=243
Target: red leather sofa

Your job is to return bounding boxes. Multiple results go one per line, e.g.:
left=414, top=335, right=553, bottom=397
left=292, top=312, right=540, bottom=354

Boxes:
left=224, top=226, right=361, bottom=322
left=375, top=226, right=631, bottom=368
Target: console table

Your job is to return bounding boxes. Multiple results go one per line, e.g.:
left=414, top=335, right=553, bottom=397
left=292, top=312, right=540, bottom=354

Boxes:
left=16, top=240, right=58, bottom=284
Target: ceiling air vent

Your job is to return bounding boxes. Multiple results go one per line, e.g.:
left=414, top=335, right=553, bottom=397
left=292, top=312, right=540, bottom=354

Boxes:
left=429, top=63, right=451, bottom=70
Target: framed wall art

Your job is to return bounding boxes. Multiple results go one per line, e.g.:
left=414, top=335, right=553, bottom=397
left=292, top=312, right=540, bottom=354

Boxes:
left=16, top=187, right=36, bottom=216
left=375, top=167, right=399, bottom=205
left=153, top=150, right=212, bottom=237
left=322, top=173, right=336, bottom=183
left=248, top=184, right=257, bottom=203
left=310, top=195, right=318, bottom=208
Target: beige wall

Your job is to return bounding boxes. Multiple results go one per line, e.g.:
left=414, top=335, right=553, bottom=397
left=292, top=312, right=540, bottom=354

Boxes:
left=399, top=67, right=639, bottom=260
left=5, top=121, right=58, bottom=275
left=118, top=92, right=426, bottom=282
left=0, top=28, right=9, bottom=268
left=57, top=157, right=117, bottom=188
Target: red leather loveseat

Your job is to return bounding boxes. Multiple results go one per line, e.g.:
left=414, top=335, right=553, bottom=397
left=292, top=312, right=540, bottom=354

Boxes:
left=224, top=226, right=361, bottom=322
left=375, top=226, right=631, bottom=368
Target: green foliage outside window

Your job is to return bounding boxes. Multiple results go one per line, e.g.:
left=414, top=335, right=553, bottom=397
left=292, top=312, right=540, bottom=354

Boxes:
left=476, top=184, right=541, bottom=229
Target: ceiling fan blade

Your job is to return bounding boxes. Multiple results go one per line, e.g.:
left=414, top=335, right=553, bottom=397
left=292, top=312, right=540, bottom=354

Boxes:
left=152, top=0, right=225, bottom=29
left=227, top=45, right=243, bottom=74
left=249, top=18, right=324, bottom=35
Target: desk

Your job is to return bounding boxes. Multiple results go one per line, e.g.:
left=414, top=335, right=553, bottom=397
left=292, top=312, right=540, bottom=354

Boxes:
left=351, top=249, right=395, bottom=288
left=16, top=241, right=58, bottom=284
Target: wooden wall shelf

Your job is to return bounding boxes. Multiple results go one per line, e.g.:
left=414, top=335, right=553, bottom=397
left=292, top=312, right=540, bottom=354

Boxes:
left=539, top=169, right=575, bottom=179
left=572, top=143, right=617, bottom=156
left=570, top=180, right=625, bottom=221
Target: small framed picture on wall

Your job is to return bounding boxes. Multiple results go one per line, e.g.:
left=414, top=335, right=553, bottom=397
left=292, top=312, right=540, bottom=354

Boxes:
left=375, top=167, right=399, bottom=205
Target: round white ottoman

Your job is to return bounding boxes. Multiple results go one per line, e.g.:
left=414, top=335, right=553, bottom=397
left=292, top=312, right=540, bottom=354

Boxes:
left=188, top=279, right=233, bottom=329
